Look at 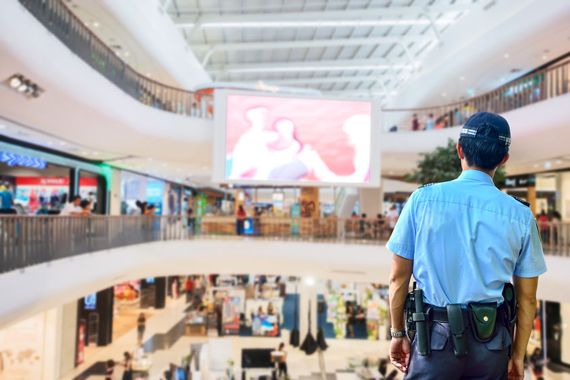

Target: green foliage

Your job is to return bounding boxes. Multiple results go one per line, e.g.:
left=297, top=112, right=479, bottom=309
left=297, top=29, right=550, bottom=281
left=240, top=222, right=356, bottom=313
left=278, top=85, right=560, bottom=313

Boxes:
left=406, top=139, right=505, bottom=187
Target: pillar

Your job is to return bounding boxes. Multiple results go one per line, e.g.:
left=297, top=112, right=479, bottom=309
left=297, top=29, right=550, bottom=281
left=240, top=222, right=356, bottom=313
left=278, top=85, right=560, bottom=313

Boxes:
left=109, top=169, right=122, bottom=216
left=528, top=186, right=537, bottom=216
left=358, top=186, right=384, bottom=218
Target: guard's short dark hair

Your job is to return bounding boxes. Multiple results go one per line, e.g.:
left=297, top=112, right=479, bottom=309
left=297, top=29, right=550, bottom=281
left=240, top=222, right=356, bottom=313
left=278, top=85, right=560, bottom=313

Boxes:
left=70, top=195, right=81, bottom=202
left=458, top=124, right=508, bottom=170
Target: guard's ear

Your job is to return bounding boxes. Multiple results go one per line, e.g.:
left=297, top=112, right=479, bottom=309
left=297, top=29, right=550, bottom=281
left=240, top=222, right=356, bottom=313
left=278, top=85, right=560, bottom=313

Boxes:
left=456, top=143, right=465, bottom=160
left=498, top=153, right=510, bottom=167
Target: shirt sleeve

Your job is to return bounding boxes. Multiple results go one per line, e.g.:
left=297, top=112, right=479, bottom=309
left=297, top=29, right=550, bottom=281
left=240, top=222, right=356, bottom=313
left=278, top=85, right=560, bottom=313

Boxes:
left=386, top=190, right=418, bottom=260
left=514, top=217, right=547, bottom=278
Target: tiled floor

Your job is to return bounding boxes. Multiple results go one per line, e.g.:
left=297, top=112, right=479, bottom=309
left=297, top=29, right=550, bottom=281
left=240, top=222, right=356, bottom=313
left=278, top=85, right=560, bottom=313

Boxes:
left=60, top=297, right=570, bottom=380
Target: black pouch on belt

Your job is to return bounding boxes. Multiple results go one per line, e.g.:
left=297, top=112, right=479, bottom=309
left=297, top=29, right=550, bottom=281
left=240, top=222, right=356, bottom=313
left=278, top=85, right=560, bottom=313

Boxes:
left=468, top=302, right=498, bottom=343
left=447, top=304, right=468, bottom=357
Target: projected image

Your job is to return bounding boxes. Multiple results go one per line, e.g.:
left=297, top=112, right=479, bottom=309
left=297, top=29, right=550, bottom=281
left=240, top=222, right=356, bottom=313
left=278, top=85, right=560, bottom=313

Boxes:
left=225, top=94, right=372, bottom=184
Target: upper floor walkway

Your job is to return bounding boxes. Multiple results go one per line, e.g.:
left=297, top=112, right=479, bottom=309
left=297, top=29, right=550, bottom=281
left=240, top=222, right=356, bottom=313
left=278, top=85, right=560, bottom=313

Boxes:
left=16, top=0, right=570, bottom=126
left=0, top=214, right=569, bottom=330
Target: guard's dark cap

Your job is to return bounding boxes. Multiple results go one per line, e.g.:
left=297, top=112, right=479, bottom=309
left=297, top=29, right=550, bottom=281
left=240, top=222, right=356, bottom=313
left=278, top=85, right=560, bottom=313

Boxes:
left=460, top=112, right=511, bottom=147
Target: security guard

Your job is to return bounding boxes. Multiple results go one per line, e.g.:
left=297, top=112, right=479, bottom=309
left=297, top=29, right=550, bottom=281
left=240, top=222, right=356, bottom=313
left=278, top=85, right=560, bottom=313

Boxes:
left=387, top=112, right=547, bottom=380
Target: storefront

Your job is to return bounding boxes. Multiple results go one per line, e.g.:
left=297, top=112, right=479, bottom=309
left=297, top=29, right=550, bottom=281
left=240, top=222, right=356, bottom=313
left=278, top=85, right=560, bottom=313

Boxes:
left=0, top=141, right=110, bottom=214
left=317, top=281, right=389, bottom=341
left=120, top=172, right=187, bottom=216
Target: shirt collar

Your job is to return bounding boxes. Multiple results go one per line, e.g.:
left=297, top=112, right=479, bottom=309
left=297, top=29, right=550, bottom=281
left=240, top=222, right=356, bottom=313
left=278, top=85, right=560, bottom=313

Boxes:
left=457, top=169, right=494, bottom=185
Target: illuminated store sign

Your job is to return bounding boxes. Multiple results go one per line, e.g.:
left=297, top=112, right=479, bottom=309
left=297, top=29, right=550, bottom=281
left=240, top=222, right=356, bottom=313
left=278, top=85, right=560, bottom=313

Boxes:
left=0, top=151, right=47, bottom=169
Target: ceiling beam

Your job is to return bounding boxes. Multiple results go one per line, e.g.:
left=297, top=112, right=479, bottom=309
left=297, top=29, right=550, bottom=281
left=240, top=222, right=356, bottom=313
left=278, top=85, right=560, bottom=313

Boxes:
left=193, top=36, right=430, bottom=66
left=192, top=36, right=431, bottom=52
left=262, top=76, right=384, bottom=86
left=208, top=58, right=414, bottom=75
left=174, top=6, right=468, bottom=28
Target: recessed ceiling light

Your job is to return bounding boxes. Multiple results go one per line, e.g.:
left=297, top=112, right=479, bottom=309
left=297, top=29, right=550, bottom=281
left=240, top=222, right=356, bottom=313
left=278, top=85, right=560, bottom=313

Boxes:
left=503, top=53, right=510, bottom=59
left=544, top=161, right=552, bottom=169
left=441, top=92, right=447, bottom=97
left=92, top=21, right=100, bottom=28
left=459, top=76, right=465, bottom=81
left=533, top=164, right=539, bottom=168
left=59, top=141, right=66, bottom=146
left=555, top=160, right=563, bottom=165
left=9, top=75, right=22, bottom=88
left=92, top=152, right=100, bottom=156
left=0, top=124, right=6, bottom=130
left=46, top=140, right=53, bottom=145
left=124, top=51, right=130, bottom=57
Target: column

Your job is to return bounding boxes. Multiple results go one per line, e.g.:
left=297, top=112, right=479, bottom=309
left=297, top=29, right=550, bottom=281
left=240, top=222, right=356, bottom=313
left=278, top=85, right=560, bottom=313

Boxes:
left=358, top=186, right=384, bottom=217
left=527, top=186, right=537, bottom=215
left=109, top=169, right=122, bottom=216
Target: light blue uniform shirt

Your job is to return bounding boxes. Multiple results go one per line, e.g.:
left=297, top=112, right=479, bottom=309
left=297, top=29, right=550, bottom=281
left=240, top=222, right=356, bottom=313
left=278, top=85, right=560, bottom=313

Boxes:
left=387, top=170, right=547, bottom=307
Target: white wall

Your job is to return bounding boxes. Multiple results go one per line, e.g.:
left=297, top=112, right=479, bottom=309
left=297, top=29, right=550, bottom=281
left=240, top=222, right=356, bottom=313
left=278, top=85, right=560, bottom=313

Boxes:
left=0, top=306, right=69, bottom=380
left=559, top=173, right=570, bottom=222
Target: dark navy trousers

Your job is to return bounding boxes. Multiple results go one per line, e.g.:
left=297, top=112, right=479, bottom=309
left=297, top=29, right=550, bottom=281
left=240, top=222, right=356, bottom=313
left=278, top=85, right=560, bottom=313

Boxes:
left=405, top=321, right=511, bottom=380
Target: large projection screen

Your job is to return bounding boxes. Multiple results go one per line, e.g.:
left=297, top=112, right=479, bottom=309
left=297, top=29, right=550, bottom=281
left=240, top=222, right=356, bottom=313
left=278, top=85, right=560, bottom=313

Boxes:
left=212, top=90, right=381, bottom=187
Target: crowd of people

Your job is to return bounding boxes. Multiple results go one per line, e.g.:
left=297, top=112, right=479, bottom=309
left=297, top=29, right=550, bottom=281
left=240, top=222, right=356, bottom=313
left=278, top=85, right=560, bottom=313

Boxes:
left=390, top=103, right=479, bottom=132
left=59, top=195, right=94, bottom=216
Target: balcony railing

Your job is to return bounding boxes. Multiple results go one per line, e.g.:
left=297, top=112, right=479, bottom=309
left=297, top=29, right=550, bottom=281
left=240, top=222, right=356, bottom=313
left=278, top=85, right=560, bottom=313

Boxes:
left=383, top=56, right=570, bottom=132
left=18, top=0, right=213, bottom=118
left=0, top=215, right=567, bottom=275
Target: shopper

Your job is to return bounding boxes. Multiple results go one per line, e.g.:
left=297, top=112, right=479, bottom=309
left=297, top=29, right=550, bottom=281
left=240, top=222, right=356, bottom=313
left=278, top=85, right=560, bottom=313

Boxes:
left=425, top=113, right=435, bottom=130
left=537, top=210, right=550, bottom=243
left=122, top=352, right=133, bottom=380
left=137, top=312, right=146, bottom=345
left=236, top=205, right=247, bottom=235
left=273, top=342, right=288, bottom=379
left=105, top=359, right=115, bottom=380
left=60, top=195, right=82, bottom=216
left=411, top=114, right=419, bottom=131
left=80, top=199, right=92, bottom=216
left=186, top=207, right=195, bottom=234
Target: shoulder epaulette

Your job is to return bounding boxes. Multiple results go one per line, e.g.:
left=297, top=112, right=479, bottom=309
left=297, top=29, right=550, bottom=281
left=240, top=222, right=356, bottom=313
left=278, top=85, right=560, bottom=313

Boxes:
left=510, top=195, right=530, bottom=207
left=419, top=183, right=434, bottom=189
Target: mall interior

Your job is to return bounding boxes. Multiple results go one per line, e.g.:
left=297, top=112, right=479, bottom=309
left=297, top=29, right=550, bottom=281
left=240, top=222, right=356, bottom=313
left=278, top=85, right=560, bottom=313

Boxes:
left=0, top=0, right=569, bottom=379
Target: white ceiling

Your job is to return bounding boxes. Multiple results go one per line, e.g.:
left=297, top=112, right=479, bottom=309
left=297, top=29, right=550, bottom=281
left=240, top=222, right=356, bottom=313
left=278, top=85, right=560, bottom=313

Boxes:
left=165, top=0, right=477, bottom=102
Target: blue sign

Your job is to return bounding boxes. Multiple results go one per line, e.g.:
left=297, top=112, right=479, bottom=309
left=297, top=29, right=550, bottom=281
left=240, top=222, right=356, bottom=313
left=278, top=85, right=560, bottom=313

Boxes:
left=0, top=152, right=47, bottom=169
left=84, top=293, right=97, bottom=310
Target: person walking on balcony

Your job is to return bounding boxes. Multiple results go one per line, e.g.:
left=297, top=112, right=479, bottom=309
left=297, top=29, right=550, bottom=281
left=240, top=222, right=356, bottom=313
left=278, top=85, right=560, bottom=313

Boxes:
left=425, top=114, right=435, bottom=131
left=412, top=114, right=420, bottom=131
left=387, top=112, right=547, bottom=379
left=60, top=195, right=82, bottom=216
left=236, top=205, right=247, bottom=235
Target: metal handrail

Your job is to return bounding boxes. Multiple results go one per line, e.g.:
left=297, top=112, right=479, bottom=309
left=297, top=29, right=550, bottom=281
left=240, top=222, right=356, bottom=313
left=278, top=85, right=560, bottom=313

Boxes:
left=18, top=0, right=569, bottom=125
left=0, top=215, right=566, bottom=275
left=383, top=57, right=570, bottom=131
left=18, top=0, right=213, bottom=119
